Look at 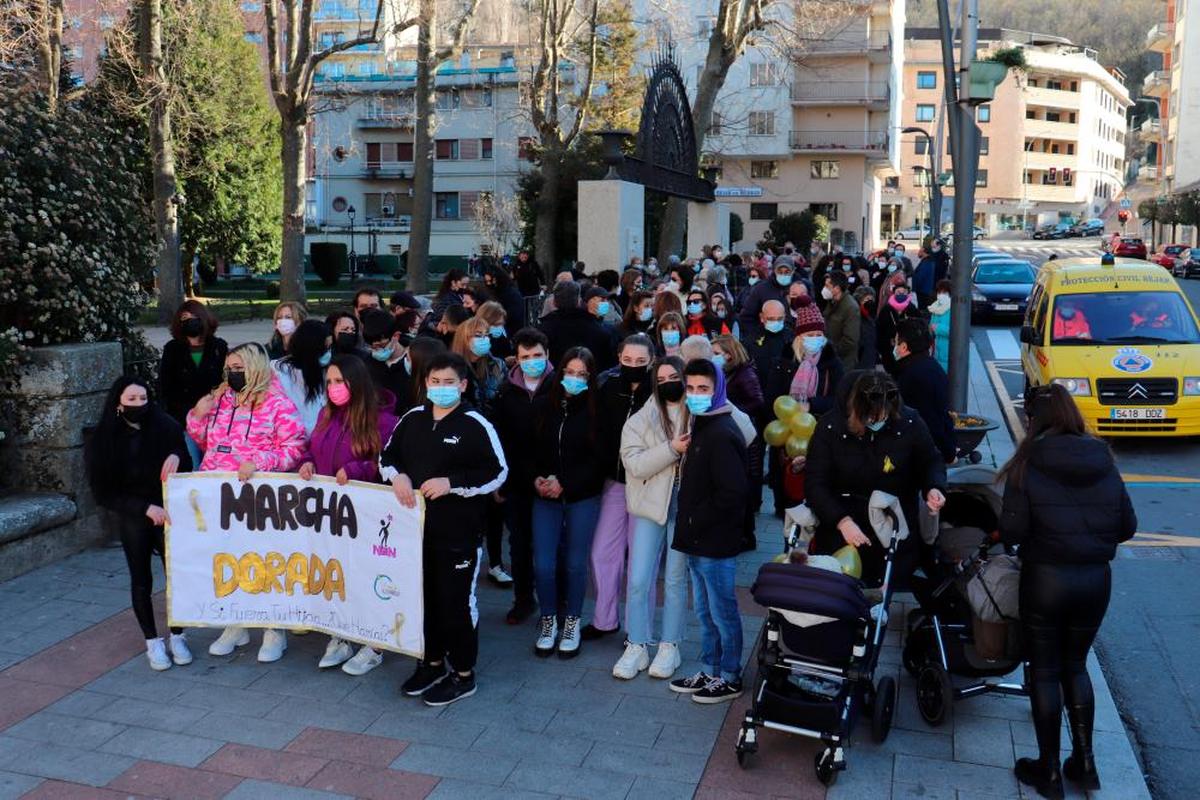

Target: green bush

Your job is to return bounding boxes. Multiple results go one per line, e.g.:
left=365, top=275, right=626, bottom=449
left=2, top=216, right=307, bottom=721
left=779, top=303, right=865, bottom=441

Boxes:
left=310, top=242, right=346, bottom=287
left=756, top=211, right=821, bottom=255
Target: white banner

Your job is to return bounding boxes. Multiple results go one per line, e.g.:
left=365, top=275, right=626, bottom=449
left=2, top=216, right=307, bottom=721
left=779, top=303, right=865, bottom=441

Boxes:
left=164, top=472, right=424, bottom=658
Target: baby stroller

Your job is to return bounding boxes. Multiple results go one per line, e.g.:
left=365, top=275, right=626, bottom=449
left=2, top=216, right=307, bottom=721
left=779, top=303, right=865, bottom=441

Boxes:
left=903, top=464, right=1027, bottom=726
left=735, top=492, right=908, bottom=786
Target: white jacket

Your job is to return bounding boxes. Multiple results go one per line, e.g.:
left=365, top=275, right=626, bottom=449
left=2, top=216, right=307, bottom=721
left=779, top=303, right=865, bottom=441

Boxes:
left=621, top=400, right=684, bottom=526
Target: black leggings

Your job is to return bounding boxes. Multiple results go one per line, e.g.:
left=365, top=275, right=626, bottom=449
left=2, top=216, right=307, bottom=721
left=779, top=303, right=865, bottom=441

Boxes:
left=1021, top=561, right=1111, bottom=764
left=119, top=515, right=182, bottom=640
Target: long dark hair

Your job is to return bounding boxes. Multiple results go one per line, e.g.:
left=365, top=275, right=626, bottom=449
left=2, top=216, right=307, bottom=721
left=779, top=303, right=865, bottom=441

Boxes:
left=1000, top=383, right=1092, bottom=489
left=170, top=299, right=218, bottom=341
left=407, top=336, right=448, bottom=406
left=281, top=319, right=330, bottom=402
left=651, top=355, right=688, bottom=440
left=437, top=269, right=467, bottom=299
left=845, top=371, right=901, bottom=434
left=315, top=355, right=381, bottom=459
left=540, top=346, right=598, bottom=443
left=86, top=376, right=157, bottom=499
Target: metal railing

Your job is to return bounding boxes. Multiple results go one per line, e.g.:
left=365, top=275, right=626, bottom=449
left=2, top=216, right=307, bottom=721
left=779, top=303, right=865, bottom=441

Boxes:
left=788, top=130, right=889, bottom=151
left=804, top=29, right=891, bottom=54
left=790, top=80, right=889, bottom=103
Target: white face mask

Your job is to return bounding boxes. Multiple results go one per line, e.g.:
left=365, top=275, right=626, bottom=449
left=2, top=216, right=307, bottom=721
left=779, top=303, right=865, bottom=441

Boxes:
left=275, top=317, right=296, bottom=337
left=821, top=286, right=834, bottom=301
left=937, top=293, right=949, bottom=302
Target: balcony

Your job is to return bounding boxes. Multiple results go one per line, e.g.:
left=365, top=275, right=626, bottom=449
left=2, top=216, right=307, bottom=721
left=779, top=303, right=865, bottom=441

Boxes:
left=1139, top=165, right=1159, bottom=181
left=789, top=130, right=889, bottom=155
left=1025, top=151, right=1076, bottom=171
left=364, top=214, right=412, bottom=230
left=1147, top=21, right=1174, bottom=52
left=803, top=29, right=891, bottom=60
left=1139, top=117, right=1162, bottom=137
left=1024, top=183, right=1080, bottom=203
left=362, top=165, right=410, bottom=180
left=1024, top=118, right=1077, bottom=139
left=357, top=113, right=414, bottom=130
left=1025, top=85, right=1080, bottom=110
left=1143, top=69, right=1170, bottom=97
left=791, top=80, right=889, bottom=108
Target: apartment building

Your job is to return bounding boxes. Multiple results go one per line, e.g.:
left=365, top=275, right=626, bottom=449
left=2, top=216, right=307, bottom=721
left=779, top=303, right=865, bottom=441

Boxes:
left=1148, top=0, right=1200, bottom=196
left=896, top=29, right=1131, bottom=234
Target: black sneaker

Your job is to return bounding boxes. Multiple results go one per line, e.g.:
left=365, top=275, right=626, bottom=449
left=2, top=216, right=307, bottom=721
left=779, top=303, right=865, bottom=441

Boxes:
left=692, top=677, right=744, bottom=704
left=669, top=671, right=713, bottom=694
left=506, top=599, right=537, bottom=625
left=423, top=671, right=477, bottom=707
left=581, top=623, right=618, bottom=641
left=401, top=661, right=447, bottom=697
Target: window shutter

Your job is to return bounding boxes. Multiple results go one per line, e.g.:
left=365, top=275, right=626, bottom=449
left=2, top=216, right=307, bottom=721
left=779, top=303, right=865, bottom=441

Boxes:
left=460, top=139, right=479, bottom=160
left=460, top=191, right=480, bottom=219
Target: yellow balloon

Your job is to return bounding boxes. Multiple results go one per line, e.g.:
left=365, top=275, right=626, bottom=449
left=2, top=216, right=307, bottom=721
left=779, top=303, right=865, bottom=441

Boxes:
left=773, top=395, right=800, bottom=422
left=789, top=411, right=817, bottom=437
left=833, top=545, right=863, bottom=579
left=764, top=420, right=790, bottom=448
left=784, top=435, right=809, bottom=458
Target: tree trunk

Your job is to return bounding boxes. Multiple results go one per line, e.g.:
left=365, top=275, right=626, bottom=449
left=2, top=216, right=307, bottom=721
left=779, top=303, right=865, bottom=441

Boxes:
left=182, top=248, right=195, bottom=298
left=279, top=116, right=308, bottom=302
left=35, top=0, right=63, bottom=113
left=142, top=0, right=182, bottom=324
left=406, top=0, right=438, bottom=294
left=535, top=151, right=562, bottom=278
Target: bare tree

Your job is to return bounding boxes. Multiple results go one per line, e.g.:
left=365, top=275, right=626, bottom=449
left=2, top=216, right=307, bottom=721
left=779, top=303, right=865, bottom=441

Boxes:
left=406, top=0, right=481, bottom=294
left=472, top=190, right=522, bottom=256
left=1, top=0, right=65, bottom=109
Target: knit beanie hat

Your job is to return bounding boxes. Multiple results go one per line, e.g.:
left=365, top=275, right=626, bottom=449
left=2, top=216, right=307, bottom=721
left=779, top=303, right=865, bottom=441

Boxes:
left=792, top=295, right=825, bottom=335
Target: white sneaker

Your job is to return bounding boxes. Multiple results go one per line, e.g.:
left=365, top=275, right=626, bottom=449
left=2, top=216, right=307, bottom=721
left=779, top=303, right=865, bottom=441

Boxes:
left=612, top=642, right=650, bottom=680
left=487, top=564, right=514, bottom=586
left=342, top=646, right=383, bottom=676
left=558, top=616, right=582, bottom=658
left=648, top=642, right=682, bottom=679
left=257, top=629, right=287, bottom=663
left=146, top=638, right=171, bottom=671
left=168, top=633, right=193, bottom=666
left=319, top=638, right=354, bottom=669
left=534, top=616, right=558, bottom=656
left=208, top=626, right=250, bottom=656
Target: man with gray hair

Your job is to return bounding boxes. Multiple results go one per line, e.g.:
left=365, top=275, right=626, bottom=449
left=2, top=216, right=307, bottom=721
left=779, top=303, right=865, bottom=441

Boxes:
left=538, top=280, right=617, bottom=369
left=538, top=271, right=581, bottom=319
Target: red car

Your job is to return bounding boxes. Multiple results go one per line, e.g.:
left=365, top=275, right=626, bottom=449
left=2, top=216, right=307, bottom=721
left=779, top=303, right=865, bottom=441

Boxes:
left=1113, top=237, right=1148, bottom=259
left=1152, top=244, right=1188, bottom=269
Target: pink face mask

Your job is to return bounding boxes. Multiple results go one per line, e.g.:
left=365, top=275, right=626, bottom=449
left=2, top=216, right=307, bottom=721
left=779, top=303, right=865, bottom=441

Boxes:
left=328, top=382, right=351, bottom=406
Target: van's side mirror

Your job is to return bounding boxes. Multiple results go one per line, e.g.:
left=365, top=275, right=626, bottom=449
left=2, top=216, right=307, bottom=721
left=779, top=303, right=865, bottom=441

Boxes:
left=1019, top=325, right=1039, bottom=346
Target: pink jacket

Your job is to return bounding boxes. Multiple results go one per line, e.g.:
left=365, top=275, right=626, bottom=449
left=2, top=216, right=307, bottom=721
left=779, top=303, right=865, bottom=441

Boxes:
left=186, top=387, right=307, bottom=473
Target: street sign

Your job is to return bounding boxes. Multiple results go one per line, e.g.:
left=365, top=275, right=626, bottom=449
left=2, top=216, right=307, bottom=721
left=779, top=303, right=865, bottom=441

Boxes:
left=1120, top=198, right=1132, bottom=209
left=714, top=187, right=764, bottom=198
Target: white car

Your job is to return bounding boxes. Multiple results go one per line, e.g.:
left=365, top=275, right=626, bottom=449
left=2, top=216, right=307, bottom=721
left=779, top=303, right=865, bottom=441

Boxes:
left=943, top=225, right=987, bottom=240
left=894, top=225, right=931, bottom=240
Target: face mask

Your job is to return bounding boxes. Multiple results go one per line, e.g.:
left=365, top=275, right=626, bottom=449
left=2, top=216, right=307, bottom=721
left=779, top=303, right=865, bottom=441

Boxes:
left=867, top=418, right=887, bottom=432
left=894, top=292, right=910, bottom=304
left=562, top=375, right=588, bottom=396
left=181, top=318, right=204, bottom=338
left=370, top=345, right=393, bottom=362
left=892, top=345, right=904, bottom=362
left=748, top=276, right=760, bottom=286
left=932, top=245, right=942, bottom=252
left=715, top=309, right=727, bottom=319
left=666, top=281, right=680, bottom=293
left=895, top=250, right=905, bottom=258
left=821, top=287, right=834, bottom=301
left=335, top=332, right=358, bottom=352
left=489, top=325, right=506, bottom=338
left=1060, top=307, right=1076, bottom=320
left=520, top=357, right=548, bottom=378
left=226, top=371, right=247, bottom=393
left=887, top=264, right=897, bottom=274
left=687, top=302, right=703, bottom=316
left=661, top=329, right=681, bottom=347
left=120, top=403, right=149, bottom=423
left=937, top=293, right=949, bottom=302
left=876, top=260, right=887, bottom=269
left=802, top=335, right=826, bottom=354
left=776, top=274, right=793, bottom=287
left=764, top=320, right=785, bottom=334
left=328, top=382, right=351, bottom=406
left=711, top=353, right=726, bottom=370
left=470, top=336, right=492, bottom=357
left=427, top=385, right=461, bottom=408
left=620, top=364, right=647, bottom=384
left=887, top=248, right=895, bottom=256
left=638, top=306, right=654, bottom=322
left=596, top=301, right=611, bottom=317
left=685, top=393, right=713, bottom=415
left=842, top=263, right=852, bottom=271
left=659, top=380, right=684, bottom=403
left=693, top=263, right=702, bottom=273
left=318, top=350, right=332, bottom=367
left=275, top=317, right=296, bottom=337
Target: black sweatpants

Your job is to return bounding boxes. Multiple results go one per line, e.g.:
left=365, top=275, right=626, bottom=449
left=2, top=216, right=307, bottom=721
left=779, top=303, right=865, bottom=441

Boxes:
left=501, top=491, right=536, bottom=605
left=485, top=496, right=505, bottom=570
left=423, top=546, right=481, bottom=672
left=1021, top=561, right=1111, bottom=765
left=118, top=515, right=182, bottom=640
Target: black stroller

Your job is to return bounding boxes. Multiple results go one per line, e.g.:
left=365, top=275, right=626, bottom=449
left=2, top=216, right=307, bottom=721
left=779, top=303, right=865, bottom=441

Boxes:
left=735, top=493, right=906, bottom=786
left=903, top=465, right=1027, bottom=726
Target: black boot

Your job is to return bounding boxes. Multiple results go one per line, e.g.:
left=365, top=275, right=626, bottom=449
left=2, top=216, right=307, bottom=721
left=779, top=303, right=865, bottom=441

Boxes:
left=1014, top=758, right=1064, bottom=800
left=1063, top=706, right=1101, bottom=790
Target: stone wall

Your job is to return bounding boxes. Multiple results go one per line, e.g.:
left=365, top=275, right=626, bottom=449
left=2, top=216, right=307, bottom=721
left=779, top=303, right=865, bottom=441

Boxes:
left=0, top=342, right=123, bottom=580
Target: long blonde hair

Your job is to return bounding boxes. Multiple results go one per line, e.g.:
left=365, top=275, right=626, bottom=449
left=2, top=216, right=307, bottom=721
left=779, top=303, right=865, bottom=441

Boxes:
left=225, top=342, right=274, bottom=407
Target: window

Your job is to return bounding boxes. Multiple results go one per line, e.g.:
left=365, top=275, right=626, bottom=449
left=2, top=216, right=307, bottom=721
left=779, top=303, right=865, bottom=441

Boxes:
left=435, top=139, right=459, bottom=160
left=1041, top=172, right=1056, bottom=185
left=917, top=71, right=937, bottom=89
left=980, top=136, right=989, bottom=155
left=357, top=62, right=374, bottom=76
left=1068, top=112, right=1076, bottom=124
left=748, top=111, right=775, bottom=136
left=1050, top=143, right=1059, bottom=154
left=1046, top=110, right=1061, bottom=123
left=436, top=90, right=460, bottom=111
left=884, top=176, right=900, bottom=189
left=708, top=111, right=723, bottom=135
left=480, top=138, right=493, bottom=160
left=810, top=160, right=840, bottom=179
left=1026, top=109, right=1036, bottom=120
left=916, top=104, right=935, bottom=122
left=460, top=191, right=481, bottom=219
left=1027, top=78, right=1038, bottom=88
left=750, top=160, right=779, bottom=179
left=809, top=203, right=839, bottom=221
left=750, top=63, right=777, bottom=86
left=518, top=136, right=535, bottom=161
left=977, top=104, right=991, bottom=122
left=915, top=138, right=928, bottom=155
left=750, top=203, right=777, bottom=220
left=697, top=16, right=715, bottom=37
left=976, top=170, right=988, bottom=187
left=366, top=142, right=381, bottom=167
left=914, top=170, right=930, bottom=187
left=397, top=142, right=414, bottom=161
left=1047, top=79, right=1063, bottom=90
left=435, top=192, right=460, bottom=219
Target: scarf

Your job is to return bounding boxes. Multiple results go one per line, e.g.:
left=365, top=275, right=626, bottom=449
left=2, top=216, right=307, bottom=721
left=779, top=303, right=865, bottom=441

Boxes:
left=928, top=295, right=951, bottom=316
left=888, top=294, right=912, bottom=313
left=790, top=352, right=820, bottom=400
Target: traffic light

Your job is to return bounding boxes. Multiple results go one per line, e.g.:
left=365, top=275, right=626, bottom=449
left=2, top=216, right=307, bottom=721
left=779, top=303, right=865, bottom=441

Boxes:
left=1118, top=210, right=1130, bottom=223
left=1049, top=167, right=1057, bottom=182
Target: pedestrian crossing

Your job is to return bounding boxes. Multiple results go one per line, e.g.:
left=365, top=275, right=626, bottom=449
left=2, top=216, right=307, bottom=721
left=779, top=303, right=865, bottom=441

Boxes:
left=981, top=240, right=1104, bottom=264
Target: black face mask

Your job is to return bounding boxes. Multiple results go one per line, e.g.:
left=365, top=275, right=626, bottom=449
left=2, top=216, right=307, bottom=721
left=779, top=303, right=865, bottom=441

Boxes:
left=658, top=381, right=684, bottom=403
left=120, top=403, right=149, bottom=424
left=397, top=332, right=415, bottom=347
left=181, top=318, right=204, bottom=338
left=620, top=364, right=647, bottom=385
left=335, top=332, right=358, bottom=352
left=226, top=371, right=247, bottom=392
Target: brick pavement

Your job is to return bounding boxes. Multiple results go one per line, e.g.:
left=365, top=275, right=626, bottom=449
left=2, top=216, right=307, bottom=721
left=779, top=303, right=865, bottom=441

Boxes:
left=0, top=505, right=1149, bottom=799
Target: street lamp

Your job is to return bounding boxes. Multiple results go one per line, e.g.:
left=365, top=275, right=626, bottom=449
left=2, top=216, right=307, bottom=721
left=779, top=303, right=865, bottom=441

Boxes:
left=911, top=166, right=931, bottom=234
left=346, top=204, right=357, bottom=279
left=903, top=126, right=942, bottom=235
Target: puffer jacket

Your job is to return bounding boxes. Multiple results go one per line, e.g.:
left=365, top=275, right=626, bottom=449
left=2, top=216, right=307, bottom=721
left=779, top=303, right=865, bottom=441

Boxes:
left=186, top=386, right=307, bottom=472
left=1000, top=433, right=1136, bottom=564
left=301, top=393, right=400, bottom=482
left=621, top=399, right=685, bottom=525
left=531, top=392, right=605, bottom=502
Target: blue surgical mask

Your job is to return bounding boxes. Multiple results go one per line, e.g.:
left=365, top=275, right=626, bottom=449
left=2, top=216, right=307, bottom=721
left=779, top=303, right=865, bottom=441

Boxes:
left=711, top=353, right=726, bottom=370
left=562, top=375, right=588, bottom=396
left=867, top=418, right=887, bottom=432
left=776, top=274, right=793, bottom=287
left=887, top=264, right=897, bottom=274
left=662, top=329, right=681, bottom=347
left=371, top=346, right=394, bottom=362
left=764, top=320, right=785, bottom=334
left=638, top=307, right=654, bottom=322
left=748, top=276, right=760, bottom=286
left=318, top=350, right=332, bottom=367
left=520, top=357, right=547, bottom=377
left=685, top=393, right=713, bottom=415
left=802, top=335, right=826, bottom=354
left=693, top=263, right=702, bottom=273
left=596, top=301, right=611, bottom=317
left=427, top=385, right=461, bottom=408
left=470, top=336, right=492, bottom=357
left=489, top=325, right=505, bottom=338
left=893, top=345, right=904, bottom=362
left=687, top=302, right=703, bottom=315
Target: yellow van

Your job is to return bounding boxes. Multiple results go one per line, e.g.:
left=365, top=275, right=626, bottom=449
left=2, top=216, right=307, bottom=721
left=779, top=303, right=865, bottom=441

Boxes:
left=1019, top=256, right=1200, bottom=436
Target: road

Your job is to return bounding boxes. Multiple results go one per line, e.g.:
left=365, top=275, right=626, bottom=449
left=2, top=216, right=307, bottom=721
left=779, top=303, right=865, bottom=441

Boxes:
left=969, top=238, right=1200, bottom=800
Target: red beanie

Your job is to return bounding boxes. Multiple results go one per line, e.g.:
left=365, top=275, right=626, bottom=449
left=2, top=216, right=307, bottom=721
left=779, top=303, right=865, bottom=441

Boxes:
left=792, top=295, right=825, bottom=335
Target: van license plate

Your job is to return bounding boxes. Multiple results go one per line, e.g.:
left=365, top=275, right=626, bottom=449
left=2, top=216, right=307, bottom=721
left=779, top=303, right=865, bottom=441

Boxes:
left=1109, top=408, right=1165, bottom=420
left=993, top=303, right=1019, bottom=311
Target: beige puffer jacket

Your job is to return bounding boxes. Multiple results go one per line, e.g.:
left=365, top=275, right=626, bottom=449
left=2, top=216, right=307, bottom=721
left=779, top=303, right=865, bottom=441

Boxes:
left=621, top=400, right=685, bottom=526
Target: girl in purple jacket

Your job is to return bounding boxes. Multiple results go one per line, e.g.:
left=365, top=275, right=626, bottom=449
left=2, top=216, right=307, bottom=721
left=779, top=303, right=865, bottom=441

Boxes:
left=297, top=355, right=400, bottom=675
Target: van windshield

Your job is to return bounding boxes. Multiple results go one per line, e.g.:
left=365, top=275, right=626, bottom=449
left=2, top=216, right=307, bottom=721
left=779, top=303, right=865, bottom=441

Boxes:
left=1051, top=291, right=1200, bottom=345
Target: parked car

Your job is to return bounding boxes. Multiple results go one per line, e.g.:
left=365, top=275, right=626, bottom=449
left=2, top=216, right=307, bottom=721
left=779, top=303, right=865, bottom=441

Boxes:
left=1032, top=222, right=1074, bottom=240
left=971, top=259, right=1037, bottom=320
left=894, top=224, right=932, bottom=240
left=943, top=224, right=987, bottom=240
left=1113, top=237, right=1148, bottom=259
left=1152, top=244, right=1189, bottom=269
left=1071, top=219, right=1105, bottom=237
left=1174, top=248, right=1200, bottom=279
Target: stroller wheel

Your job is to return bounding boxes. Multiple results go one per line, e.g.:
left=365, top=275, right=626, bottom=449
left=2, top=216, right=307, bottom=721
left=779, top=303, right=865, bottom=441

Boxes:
left=814, top=749, right=839, bottom=787
left=916, top=664, right=954, bottom=727
left=735, top=725, right=756, bottom=768
left=871, top=676, right=897, bottom=743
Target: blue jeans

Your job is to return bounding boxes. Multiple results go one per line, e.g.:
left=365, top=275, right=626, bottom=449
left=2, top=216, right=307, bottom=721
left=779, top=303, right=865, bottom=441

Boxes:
left=532, top=496, right=601, bottom=618
left=626, top=492, right=688, bottom=646
left=184, top=431, right=203, bottom=470
left=687, top=555, right=743, bottom=683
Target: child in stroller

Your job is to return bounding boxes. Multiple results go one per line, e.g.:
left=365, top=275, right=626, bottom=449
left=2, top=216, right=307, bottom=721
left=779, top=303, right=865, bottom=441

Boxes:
left=735, top=491, right=908, bottom=786
left=903, top=464, right=1026, bottom=726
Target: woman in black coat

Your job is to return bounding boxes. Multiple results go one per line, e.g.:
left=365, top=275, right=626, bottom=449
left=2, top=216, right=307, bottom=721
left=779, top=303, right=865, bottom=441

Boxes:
left=484, top=266, right=526, bottom=334
left=805, top=371, right=947, bottom=586
left=85, top=376, right=193, bottom=671
left=1000, top=384, right=1136, bottom=799
left=158, top=301, right=227, bottom=465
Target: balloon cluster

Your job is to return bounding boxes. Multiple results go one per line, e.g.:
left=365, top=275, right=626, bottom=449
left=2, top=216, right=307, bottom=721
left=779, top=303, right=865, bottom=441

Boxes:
left=763, top=396, right=817, bottom=458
